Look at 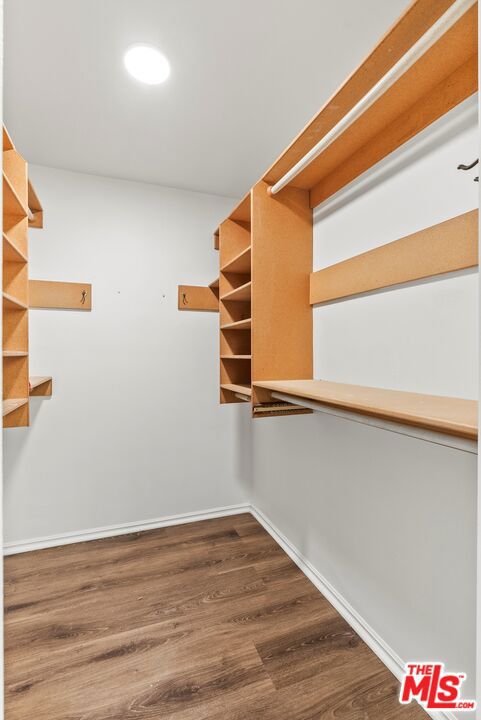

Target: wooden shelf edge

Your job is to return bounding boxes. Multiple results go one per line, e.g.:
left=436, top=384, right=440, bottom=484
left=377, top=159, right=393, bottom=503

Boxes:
left=3, top=398, right=28, bottom=417
left=3, top=350, right=28, bottom=357
left=3, top=232, right=28, bottom=263
left=3, top=292, right=28, bottom=311
left=220, top=318, right=251, bottom=331
left=220, top=281, right=252, bottom=302
left=29, top=376, right=53, bottom=397
left=221, top=383, right=252, bottom=397
left=220, top=245, right=252, bottom=274
left=253, top=379, right=477, bottom=440
left=221, top=355, right=252, bottom=360
left=3, top=172, right=28, bottom=219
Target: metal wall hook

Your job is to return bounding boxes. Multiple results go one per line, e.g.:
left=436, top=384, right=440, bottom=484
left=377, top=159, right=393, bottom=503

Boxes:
left=457, top=158, right=479, bottom=171
left=182, top=292, right=188, bottom=305
left=80, top=290, right=87, bottom=305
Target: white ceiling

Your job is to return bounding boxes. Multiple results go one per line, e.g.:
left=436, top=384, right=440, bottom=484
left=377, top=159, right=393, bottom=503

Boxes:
left=5, top=0, right=408, bottom=198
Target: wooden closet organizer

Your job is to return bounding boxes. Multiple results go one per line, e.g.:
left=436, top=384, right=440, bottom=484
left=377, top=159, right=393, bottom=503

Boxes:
left=3, top=127, right=92, bottom=428
left=179, top=0, right=479, bottom=439
left=2, top=127, right=48, bottom=427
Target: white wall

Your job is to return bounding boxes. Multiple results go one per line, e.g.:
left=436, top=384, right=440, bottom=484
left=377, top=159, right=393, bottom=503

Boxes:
left=4, top=167, right=249, bottom=544
left=250, top=97, right=479, bottom=712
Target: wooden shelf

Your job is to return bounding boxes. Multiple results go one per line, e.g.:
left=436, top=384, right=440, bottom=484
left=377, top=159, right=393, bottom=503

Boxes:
left=3, top=292, right=28, bottom=311
left=262, top=2, right=477, bottom=208
left=221, top=355, right=251, bottom=360
left=221, top=318, right=251, bottom=331
left=220, top=281, right=251, bottom=302
left=220, top=383, right=252, bottom=397
left=28, top=180, right=43, bottom=228
left=3, top=127, right=38, bottom=429
left=221, top=246, right=251, bottom=274
left=3, top=233, right=27, bottom=263
left=3, top=172, right=28, bottom=219
left=253, top=380, right=477, bottom=440
left=29, top=376, right=51, bottom=390
left=29, top=376, right=52, bottom=397
left=3, top=398, right=28, bottom=417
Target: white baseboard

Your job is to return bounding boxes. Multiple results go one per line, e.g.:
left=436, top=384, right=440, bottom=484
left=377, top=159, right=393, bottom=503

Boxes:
left=3, top=502, right=459, bottom=720
left=3, top=502, right=251, bottom=555
left=250, top=506, right=458, bottom=720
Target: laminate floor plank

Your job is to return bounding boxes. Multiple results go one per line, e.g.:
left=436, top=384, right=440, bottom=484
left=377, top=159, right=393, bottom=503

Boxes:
left=5, top=515, right=427, bottom=719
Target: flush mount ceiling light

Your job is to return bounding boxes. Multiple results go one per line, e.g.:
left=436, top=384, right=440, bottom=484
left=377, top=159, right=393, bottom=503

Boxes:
left=124, top=44, right=170, bottom=85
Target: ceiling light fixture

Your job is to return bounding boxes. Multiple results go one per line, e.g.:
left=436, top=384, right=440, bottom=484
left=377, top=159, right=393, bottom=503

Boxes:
left=124, top=44, right=170, bottom=85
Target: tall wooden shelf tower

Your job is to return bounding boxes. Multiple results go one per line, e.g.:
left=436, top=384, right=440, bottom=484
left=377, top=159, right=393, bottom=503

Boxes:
left=2, top=128, right=36, bottom=427
left=2, top=127, right=91, bottom=428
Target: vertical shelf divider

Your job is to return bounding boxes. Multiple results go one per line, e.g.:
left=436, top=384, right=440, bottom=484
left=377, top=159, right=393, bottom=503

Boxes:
left=251, top=180, right=313, bottom=417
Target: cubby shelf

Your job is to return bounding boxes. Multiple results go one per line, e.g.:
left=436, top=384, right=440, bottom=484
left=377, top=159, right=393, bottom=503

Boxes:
left=220, top=281, right=252, bottom=302
left=220, top=318, right=251, bottom=331
left=3, top=292, right=28, bottom=311
left=221, top=246, right=251, bottom=274
left=29, top=376, right=51, bottom=390
left=29, top=376, right=52, bottom=397
left=3, top=172, right=28, bottom=220
left=3, top=398, right=28, bottom=417
left=253, top=380, right=477, bottom=440
left=220, top=355, right=251, bottom=360
left=220, top=383, right=252, bottom=397
left=3, top=233, right=27, bottom=263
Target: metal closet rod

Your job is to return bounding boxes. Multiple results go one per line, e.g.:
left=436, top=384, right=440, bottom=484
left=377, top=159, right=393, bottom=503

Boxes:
left=268, top=0, right=476, bottom=196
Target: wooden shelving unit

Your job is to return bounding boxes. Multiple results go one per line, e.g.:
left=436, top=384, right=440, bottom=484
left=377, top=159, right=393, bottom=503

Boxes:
left=179, top=0, right=479, bottom=437
left=219, top=204, right=252, bottom=404
left=3, top=292, right=28, bottom=311
left=253, top=380, right=477, bottom=440
left=3, top=133, right=30, bottom=428
left=3, top=232, right=28, bottom=263
left=2, top=127, right=49, bottom=428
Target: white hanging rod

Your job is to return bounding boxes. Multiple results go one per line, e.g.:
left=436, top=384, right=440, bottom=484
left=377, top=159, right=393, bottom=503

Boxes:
left=270, top=392, right=478, bottom=454
left=269, top=0, right=476, bottom=196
